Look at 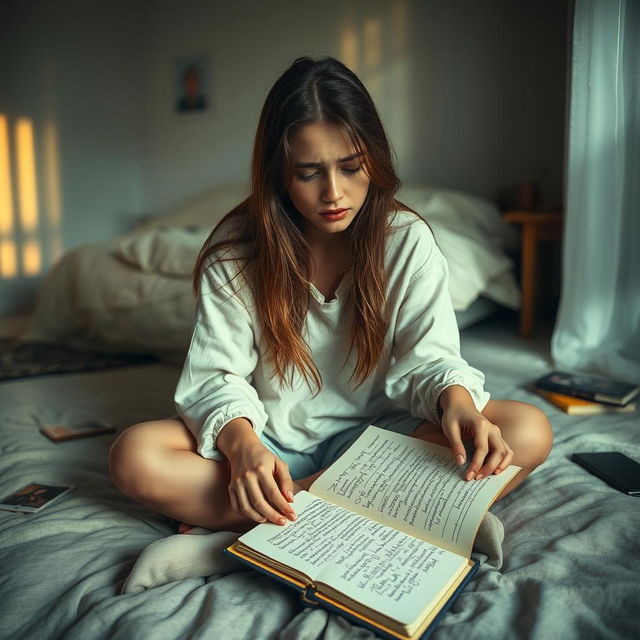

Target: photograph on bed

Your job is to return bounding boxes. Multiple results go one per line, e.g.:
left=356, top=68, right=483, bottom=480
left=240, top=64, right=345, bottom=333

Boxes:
left=1, top=1, right=638, bottom=640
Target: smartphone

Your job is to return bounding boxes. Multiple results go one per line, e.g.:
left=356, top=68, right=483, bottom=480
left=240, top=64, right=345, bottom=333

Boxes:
left=572, top=452, right=640, bottom=496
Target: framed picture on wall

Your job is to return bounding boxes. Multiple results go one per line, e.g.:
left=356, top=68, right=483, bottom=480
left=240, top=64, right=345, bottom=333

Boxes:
left=174, top=54, right=211, bottom=115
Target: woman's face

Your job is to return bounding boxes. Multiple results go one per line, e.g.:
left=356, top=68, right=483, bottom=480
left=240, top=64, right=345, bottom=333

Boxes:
left=286, top=121, right=370, bottom=244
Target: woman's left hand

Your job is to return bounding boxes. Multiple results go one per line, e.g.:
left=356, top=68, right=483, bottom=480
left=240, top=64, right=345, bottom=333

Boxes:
left=439, top=387, right=514, bottom=481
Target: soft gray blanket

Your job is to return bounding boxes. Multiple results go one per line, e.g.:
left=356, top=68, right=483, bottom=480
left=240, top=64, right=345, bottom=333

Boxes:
left=1, top=320, right=639, bottom=640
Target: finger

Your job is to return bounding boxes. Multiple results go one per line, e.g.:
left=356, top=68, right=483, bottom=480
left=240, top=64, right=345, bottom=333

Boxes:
left=261, top=469, right=296, bottom=521
left=274, top=458, right=295, bottom=504
left=441, top=419, right=466, bottom=466
left=272, top=461, right=297, bottom=520
left=245, top=478, right=288, bottom=525
left=234, top=483, right=268, bottom=524
left=494, top=445, right=514, bottom=475
left=228, top=486, right=240, bottom=515
left=475, top=448, right=504, bottom=479
left=466, top=436, right=489, bottom=481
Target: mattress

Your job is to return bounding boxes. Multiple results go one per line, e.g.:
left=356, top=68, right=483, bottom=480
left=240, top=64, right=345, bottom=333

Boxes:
left=1, top=317, right=638, bottom=639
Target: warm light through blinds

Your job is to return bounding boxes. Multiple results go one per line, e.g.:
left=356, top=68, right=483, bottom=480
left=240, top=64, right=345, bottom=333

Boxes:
left=16, top=118, right=39, bottom=233
left=0, top=239, right=18, bottom=278
left=363, top=19, right=382, bottom=67
left=44, top=120, right=61, bottom=227
left=0, top=115, right=13, bottom=235
left=22, top=239, right=41, bottom=276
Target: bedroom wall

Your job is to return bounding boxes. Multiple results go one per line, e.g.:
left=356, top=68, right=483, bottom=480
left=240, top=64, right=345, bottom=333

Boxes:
left=139, top=0, right=568, bottom=215
left=0, top=0, right=145, bottom=315
left=0, top=0, right=568, bottom=317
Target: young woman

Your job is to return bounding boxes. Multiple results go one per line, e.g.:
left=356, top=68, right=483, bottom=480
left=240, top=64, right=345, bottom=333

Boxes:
left=109, top=56, right=552, bottom=532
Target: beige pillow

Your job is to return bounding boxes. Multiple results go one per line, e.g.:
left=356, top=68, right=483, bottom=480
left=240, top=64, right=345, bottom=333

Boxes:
left=136, top=183, right=249, bottom=232
left=113, top=228, right=210, bottom=276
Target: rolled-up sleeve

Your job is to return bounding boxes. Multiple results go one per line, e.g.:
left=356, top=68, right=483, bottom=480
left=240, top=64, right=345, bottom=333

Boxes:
left=174, top=261, right=269, bottom=461
left=384, top=226, right=490, bottom=424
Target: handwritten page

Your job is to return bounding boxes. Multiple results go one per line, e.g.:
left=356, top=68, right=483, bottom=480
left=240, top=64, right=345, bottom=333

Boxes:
left=310, top=426, right=521, bottom=557
left=238, top=490, right=467, bottom=625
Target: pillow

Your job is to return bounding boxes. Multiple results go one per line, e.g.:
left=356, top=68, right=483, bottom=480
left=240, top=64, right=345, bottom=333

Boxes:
left=136, top=183, right=249, bottom=232
left=22, top=243, right=196, bottom=360
left=114, top=228, right=210, bottom=277
left=397, top=185, right=520, bottom=311
left=398, top=185, right=519, bottom=251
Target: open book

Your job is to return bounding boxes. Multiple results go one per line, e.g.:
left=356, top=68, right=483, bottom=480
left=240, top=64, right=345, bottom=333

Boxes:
left=225, top=426, right=521, bottom=640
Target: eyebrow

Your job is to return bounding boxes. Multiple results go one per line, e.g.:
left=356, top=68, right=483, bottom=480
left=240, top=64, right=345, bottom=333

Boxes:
left=294, top=152, right=363, bottom=168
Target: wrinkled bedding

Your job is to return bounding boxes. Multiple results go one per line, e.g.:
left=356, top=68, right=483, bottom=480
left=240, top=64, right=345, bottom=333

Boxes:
left=1, top=317, right=638, bottom=640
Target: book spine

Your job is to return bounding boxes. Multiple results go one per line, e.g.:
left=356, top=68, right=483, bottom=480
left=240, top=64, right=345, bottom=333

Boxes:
left=592, top=393, right=626, bottom=406
left=302, top=591, right=402, bottom=640
left=537, top=382, right=623, bottom=406
left=222, top=548, right=307, bottom=595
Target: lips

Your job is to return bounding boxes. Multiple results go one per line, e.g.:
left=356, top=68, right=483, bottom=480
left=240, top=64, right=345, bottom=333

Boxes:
left=319, top=208, right=348, bottom=222
left=319, top=208, right=348, bottom=215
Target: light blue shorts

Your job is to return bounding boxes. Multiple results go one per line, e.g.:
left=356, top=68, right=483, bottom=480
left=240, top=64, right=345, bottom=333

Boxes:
left=261, top=411, right=423, bottom=480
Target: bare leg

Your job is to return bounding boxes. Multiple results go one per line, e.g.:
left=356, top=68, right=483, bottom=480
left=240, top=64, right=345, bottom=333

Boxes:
left=410, top=399, right=553, bottom=500
left=110, top=418, right=334, bottom=532
left=109, top=418, right=256, bottom=532
left=110, top=400, right=552, bottom=532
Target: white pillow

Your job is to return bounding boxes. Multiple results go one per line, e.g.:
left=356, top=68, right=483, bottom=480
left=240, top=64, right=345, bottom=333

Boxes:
left=397, top=185, right=520, bottom=311
left=398, top=185, right=519, bottom=251
left=136, top=183, right=249, bottom=232
left=113, top=228, right=210, bottom=277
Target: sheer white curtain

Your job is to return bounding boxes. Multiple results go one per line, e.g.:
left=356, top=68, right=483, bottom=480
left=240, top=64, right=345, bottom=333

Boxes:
left=551, top=0, right=640, bottom=383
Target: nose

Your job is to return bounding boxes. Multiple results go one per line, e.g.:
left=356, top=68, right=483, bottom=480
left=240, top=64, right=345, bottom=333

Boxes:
left=321, top=170, right=343, bottom=204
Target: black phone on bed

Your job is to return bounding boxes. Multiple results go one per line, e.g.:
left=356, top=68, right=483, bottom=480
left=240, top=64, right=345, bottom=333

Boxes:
left=572, top=452, right=640, bottom=496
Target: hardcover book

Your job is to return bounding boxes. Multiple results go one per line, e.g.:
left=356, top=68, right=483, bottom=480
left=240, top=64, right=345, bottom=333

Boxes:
left=537, top=390, right=637, bottom=415
left=225, top=426, right=521, bottom=640
left=535, top=371, right=639, bottom=407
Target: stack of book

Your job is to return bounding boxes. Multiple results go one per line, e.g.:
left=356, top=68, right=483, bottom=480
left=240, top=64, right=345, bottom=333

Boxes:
left=534, top=371, right=639, bottom=415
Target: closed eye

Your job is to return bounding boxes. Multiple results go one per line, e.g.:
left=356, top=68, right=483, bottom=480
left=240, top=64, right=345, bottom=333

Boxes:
left=297, top=172, right=318, bottom=182
left=296, top=166, right=362, bottom=182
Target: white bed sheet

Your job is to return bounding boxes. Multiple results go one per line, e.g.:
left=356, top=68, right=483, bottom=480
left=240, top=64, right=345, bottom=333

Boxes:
left=1, top=318, right=638, bottom=639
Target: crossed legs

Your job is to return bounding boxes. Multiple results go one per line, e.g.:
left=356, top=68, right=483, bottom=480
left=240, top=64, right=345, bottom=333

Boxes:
left=109, top=399, right=552, bottom=532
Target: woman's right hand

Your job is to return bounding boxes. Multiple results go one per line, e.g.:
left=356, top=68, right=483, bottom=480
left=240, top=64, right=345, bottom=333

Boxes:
left=217, top=418, right=296, bottom=526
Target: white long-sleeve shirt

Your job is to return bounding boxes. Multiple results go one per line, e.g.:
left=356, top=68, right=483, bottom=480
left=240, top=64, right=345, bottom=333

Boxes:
left=174, top=210, right=490, bottom=461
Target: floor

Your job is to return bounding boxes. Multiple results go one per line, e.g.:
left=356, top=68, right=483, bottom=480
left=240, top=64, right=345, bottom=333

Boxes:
left=459, top=309, right=557, bottom=409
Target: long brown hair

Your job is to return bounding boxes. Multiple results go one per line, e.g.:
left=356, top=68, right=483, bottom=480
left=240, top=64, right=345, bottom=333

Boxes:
left=193, top=56, right=420, bottom=392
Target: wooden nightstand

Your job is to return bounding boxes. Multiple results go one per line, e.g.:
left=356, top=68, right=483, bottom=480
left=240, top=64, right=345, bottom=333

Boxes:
left=503, top=211, right=563, bottom=338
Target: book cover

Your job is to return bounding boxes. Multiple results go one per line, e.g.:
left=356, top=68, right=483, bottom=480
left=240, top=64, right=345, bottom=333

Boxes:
left=537, top=390, right=637, bottom=415
left=0, top=482, right=74, bottom=513
left=535, top=371, right=640, bottom=406
left=40, top=420, right=116, bottom=442
left=225, top=426, right=521, bottom=640
left=224, top=542, right=480, bottom=640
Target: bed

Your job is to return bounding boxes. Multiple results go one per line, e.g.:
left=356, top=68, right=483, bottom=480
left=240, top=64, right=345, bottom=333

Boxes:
left=19, top=184, right=521, bottom=361
left=2, top=186, right=638, bottom=639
